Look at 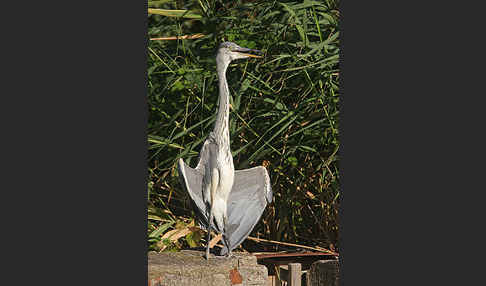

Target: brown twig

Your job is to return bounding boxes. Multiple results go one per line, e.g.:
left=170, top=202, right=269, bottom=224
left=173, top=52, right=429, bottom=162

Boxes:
left=150, top=33, right=205, bottom=41
left=247, top=236, right=338, bottom=256
left=209, top=233, right=222, bottom=248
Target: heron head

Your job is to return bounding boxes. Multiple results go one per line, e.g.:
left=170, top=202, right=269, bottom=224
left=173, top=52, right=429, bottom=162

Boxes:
left=216, top=42, right=263, bottom=64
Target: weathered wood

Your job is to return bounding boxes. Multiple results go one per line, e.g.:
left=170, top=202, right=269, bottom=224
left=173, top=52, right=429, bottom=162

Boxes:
left=256, top=252, right=337, bottom=279
left=276, top=265, right=288, bottom=286
left=288, top=263, right=302, bottom=286
left=306, top=260, right=339, bottom=286
left=148, top=250, right=268, bottom=286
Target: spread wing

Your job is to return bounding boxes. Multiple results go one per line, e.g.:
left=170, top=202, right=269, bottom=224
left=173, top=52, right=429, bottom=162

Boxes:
left=178, top=158, right=208, bottom=228
left=220, top=166, right=273, bottom=255
left=177, top=139, right=218, bottom=229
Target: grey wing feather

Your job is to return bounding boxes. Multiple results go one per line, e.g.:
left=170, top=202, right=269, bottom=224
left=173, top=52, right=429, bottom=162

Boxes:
left=194, top=137, right=213, bottom=174
left=220, top=166, right=273, bottom=255
left=177, top=138, right=217, bottom=229
left=177, top=158, right=209, bottom=229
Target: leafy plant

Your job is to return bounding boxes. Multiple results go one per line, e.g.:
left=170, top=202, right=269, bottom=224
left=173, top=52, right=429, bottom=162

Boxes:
left=147, top=0, right=340, bottom=253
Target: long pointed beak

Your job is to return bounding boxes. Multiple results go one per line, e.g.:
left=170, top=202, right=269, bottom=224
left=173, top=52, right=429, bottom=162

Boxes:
left=235, top=47, right=263, bottom=58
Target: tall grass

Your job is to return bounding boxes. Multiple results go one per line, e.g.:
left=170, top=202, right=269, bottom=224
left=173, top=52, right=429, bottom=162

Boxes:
left=148, top=0, right=340, bottom=253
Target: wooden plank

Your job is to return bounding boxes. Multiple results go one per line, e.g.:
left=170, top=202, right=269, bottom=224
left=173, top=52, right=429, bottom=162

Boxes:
left=307, top=260, right=339, bottom=286
left=288, top=263, right=302, bottom=286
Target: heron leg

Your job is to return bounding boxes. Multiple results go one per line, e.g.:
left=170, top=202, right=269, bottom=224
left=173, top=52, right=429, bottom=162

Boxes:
left=213, top=249, right=233, bottom=259
left=205, top=168, right=219, bottom=260
left=221, top=217, right=233, bottom=258
left=226, top=250, right=233, bottom=258
left=205, top=207, right=214, bottom=260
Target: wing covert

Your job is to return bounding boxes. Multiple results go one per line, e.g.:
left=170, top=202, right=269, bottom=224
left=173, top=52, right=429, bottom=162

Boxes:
left=178, top=158, right=209, bottom=228
left=221, top=166, right=273, bottom=255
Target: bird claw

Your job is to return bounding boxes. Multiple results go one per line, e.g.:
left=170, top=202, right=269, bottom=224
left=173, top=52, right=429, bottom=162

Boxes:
left=226, top=253, right=235, bottom=259
left=217, top=251, right=234, bottom=259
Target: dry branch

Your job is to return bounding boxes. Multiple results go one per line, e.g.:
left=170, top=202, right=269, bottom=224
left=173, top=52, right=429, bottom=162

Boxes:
left=150, top=33, right=205, bottom=41
left=247, top=236, right=338, bottom=256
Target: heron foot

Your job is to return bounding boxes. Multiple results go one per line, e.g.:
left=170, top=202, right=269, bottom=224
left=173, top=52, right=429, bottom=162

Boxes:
left=224, top=250, right=234, bottom=258
left=213, top=251, right=233, bottom=259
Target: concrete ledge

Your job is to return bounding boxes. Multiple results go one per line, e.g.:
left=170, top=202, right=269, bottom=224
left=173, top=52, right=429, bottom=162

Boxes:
left=148, top=250, right=268, bottom=286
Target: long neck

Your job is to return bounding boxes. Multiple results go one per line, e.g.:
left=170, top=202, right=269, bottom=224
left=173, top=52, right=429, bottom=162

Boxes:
left=213, top=60, right=230, bottom=148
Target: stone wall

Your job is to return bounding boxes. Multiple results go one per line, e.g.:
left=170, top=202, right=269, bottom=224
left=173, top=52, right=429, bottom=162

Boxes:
left=148, top=250, right=268, bottom=286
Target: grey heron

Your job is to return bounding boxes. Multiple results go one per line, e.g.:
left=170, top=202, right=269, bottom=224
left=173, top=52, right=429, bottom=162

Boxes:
left=178, top=42, right=273, bottom=259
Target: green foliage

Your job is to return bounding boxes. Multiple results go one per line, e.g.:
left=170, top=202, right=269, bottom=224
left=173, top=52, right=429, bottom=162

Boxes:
left=148, top=0, right=340, bottom=253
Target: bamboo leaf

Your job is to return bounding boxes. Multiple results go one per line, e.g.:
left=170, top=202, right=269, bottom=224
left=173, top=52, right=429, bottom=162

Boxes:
left=149, top=221, right=175, bottom=238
